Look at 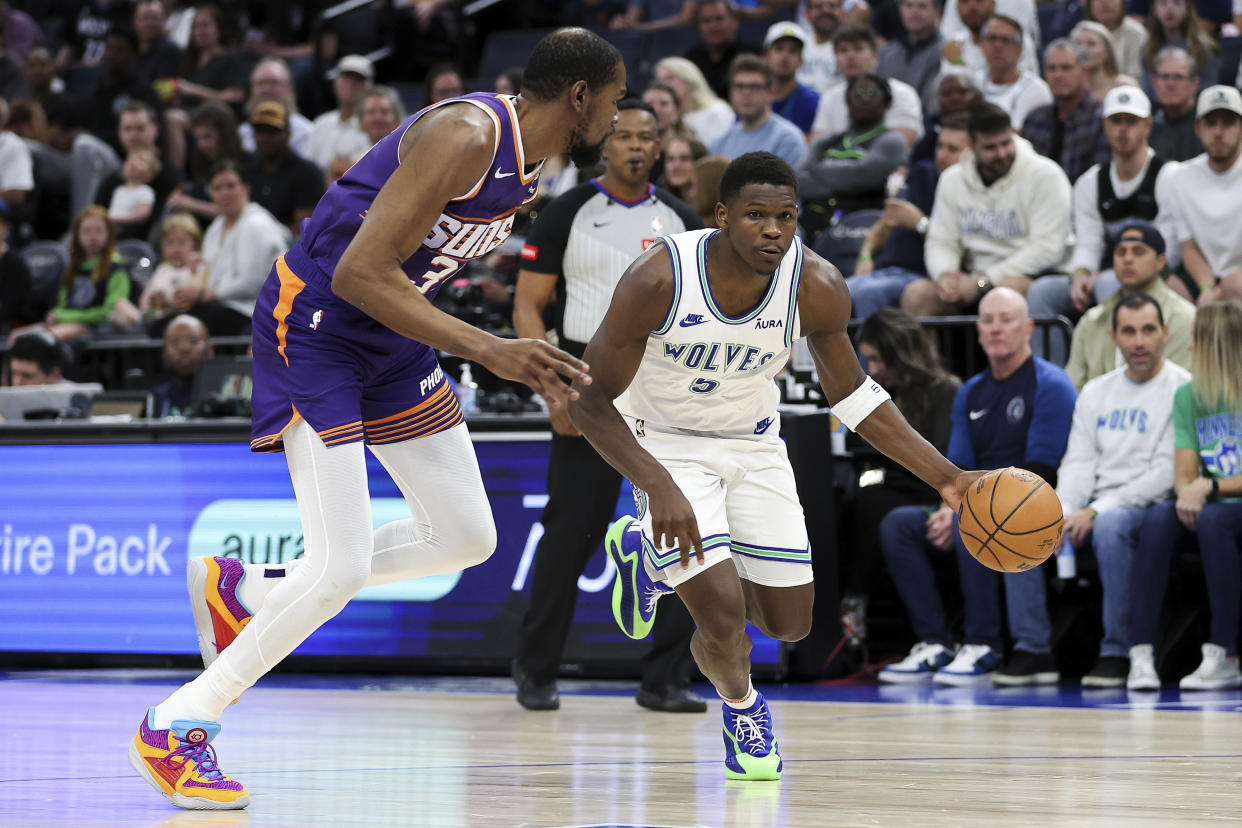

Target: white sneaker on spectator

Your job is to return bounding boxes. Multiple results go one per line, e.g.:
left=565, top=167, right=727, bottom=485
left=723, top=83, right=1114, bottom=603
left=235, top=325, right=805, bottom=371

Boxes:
left=1127, top=644, right=1160, bottom=691
left=933, top=644, right=1002, bottom=686
left=878, top=642, right=955, bottom=684
left=1179, top=643, right=1242, bottom=691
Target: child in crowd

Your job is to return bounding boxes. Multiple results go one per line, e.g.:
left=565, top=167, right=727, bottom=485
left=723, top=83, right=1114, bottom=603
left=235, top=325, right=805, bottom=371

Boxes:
left=140, top=214, right=205, bottom=321
left=108, top=148, right=161, bottom=227
left=44, top=207, right=135, bottom=342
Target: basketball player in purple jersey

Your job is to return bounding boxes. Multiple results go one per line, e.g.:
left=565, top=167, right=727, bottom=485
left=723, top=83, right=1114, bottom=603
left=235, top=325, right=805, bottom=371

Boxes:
left=129, top=29, right=628, bottom=810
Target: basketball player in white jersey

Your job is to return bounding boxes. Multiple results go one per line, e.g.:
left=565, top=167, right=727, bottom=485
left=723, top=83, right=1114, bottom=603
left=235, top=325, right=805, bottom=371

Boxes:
left=570, top=152, right=983, bottom=780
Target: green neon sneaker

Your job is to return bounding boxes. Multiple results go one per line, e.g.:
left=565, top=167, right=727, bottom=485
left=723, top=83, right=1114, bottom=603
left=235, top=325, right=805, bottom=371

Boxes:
left=604, top=515, right=672, bottom=640
left=722, top=693, right=782, bottom=781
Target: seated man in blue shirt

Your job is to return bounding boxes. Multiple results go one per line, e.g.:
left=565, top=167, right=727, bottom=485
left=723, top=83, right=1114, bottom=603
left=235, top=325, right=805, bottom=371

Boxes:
left=846, top=111, right=968, bottom=319
left=709, top=53, right=808, bottom=168
left=878, top=287, right=1077, bottom=685
left=763, top=21, right=820, bottom=135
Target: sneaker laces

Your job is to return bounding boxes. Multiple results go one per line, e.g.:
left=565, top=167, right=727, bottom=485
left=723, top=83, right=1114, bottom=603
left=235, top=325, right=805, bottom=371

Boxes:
left=163, top=740, right=225, bottom=783
left=954, top=643, right=993, bottom=667
left=731, top=708, right=772, bottom=753
left=642, top=584, right=667, bottom=614
left=902, top=641, right=939, bottom=665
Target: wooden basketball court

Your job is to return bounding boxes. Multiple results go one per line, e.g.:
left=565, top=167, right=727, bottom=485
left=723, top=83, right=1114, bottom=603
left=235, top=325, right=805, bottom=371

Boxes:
left=2, top=671, right=1240, bottom=827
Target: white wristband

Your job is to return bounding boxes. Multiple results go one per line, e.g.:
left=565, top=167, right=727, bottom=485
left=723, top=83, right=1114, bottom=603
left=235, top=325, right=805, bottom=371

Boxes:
left=832, top=376, right=891, bottom=432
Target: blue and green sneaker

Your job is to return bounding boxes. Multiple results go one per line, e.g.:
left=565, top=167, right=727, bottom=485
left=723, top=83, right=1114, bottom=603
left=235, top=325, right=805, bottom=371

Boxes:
left=604, top=515, right=672, bottom=640
left=722, top=694, right=782, bottom=781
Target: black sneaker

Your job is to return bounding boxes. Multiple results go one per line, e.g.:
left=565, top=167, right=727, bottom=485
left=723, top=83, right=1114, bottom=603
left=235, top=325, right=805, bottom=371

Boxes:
left=993, top=650, right=1060, bottom=686
left=1082, top=656, right=1130, bottom=688
left=512, top=660, right=560, bottom=711
left=636, top=683, right=708, bottom=713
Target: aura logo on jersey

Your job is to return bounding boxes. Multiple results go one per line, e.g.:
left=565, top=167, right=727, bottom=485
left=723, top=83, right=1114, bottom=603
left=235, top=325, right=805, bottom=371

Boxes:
left=423, top=212, right=515, bottom=260
left=187, top=499, right=460, bottom=602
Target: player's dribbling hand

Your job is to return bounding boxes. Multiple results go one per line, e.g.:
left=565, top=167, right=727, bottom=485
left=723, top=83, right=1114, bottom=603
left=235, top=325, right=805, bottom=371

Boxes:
left=938, top=470, right=989, bottom=513
left=651, top=482, right=705, bottom=569
left=484, top=338, right=590, bottom=409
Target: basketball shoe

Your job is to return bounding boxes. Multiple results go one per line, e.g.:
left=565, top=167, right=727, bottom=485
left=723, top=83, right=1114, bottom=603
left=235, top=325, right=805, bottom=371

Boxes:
left=605, top=516, right=673, bottom=640
left=187, top=556, right=253, bottom=668
left=129, top=708, right=249, bottom=809
left=722, top=693, right=782, bottom=781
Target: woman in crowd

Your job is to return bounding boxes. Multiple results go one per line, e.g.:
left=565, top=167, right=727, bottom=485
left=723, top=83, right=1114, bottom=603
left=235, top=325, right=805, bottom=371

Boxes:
left=1129, top=300, right=1242, bottom=692
left=838, top=308, right=960, bottom=648
left=1084, top=0, right=1148, bottom=78
left=659, top=134, right=707, bottom=202
left=422, top=63, right=467, bottom=109
left=653, top=57, right=734, bottom=147
left=166, top=102, right=247, bottom=226
left=642, top=82, right=696, bottom=145
left=1141, top=0, right=1219, bottom=96
left=1072, top=21, right=1133, bottom=101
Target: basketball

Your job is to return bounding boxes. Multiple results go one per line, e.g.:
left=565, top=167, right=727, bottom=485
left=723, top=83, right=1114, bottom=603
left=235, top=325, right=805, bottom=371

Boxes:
left=957, top=467, right=1064, bottom=573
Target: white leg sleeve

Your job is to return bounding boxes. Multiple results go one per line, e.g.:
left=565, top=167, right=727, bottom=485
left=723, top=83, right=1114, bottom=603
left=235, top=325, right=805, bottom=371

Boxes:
left=237, top=423, right=496, bottom=608
left=155, top=419, right=373, bottom=725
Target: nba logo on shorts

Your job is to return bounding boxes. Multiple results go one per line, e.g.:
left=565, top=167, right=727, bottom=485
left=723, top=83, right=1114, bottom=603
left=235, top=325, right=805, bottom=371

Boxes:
left=310, top=310, right=323, bottom=330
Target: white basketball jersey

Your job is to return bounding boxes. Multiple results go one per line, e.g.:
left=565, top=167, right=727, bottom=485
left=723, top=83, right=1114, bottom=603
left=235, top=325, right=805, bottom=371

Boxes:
left=615, top=228, right=804, bottom=437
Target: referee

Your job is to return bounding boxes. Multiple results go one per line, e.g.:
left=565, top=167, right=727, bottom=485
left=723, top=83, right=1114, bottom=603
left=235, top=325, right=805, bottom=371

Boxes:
left=511, top=99, right=706, bottom=713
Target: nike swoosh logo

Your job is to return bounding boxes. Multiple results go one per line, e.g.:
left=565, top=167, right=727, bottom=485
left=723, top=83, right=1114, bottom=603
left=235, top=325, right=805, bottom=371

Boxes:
left=679, top=318, right=706, bottom=327
left=494, top=168, right=515, bottom=179
left=593, top=221, right=611, bottom=228
left=969, top=409, right=987, bottom=420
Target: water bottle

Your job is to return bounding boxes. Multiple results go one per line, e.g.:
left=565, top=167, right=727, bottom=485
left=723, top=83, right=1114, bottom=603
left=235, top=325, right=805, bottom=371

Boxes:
left=456, top=362, right=477, bottom=415
left=1057, top=537, right=1076, bottom=579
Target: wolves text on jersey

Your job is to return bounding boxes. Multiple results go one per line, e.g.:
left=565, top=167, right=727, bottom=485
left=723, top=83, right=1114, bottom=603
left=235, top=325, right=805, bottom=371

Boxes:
left=662, top=341, right=778, bottom=374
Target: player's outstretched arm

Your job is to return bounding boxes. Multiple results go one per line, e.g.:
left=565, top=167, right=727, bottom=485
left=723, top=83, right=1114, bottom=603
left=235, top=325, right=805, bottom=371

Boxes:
left=798, top=251, right=983, bottom=510
left=330, top=104, right=589, bottom=406
left=569, top=244, right=704, bottom=566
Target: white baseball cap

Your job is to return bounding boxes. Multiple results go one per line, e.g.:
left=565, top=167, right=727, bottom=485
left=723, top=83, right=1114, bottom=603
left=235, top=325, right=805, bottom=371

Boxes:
left=1196, top=84, right=1242, bottom=119
left=763, top=21, right=808, bottom=51
left=333, top=54, right=375, bottom=81
left=1102, top=85, right=1150, bottom=119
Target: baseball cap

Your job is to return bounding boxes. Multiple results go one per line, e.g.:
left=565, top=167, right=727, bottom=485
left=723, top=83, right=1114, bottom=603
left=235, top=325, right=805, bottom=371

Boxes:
left=250, top=101, right=288, bottom=130
left=763, top=21, right=808, bottom=50
left=1117, top=219, right=1165, bottom=256
left=1102, top=85, right=1150, bottom=119
left=1196, top=85, right=1242, bottom=120
left=333, top=54, right=375, bottom=81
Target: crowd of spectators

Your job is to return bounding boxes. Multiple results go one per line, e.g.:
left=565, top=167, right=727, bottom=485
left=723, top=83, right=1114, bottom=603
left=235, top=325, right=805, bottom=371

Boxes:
left=0, top=0, right=1240, bottom=690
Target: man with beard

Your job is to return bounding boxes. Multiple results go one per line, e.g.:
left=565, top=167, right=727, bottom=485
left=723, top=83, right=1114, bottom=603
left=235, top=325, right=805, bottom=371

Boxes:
left=904, top=102, right=1070, bottom=317
left=511, top=99, right=705, bottom=714
left=941, top=0, right=1037, bottom=78
left=129, top=28, right=623, bottom=811
left=1162, top=85, right=1242, bottom=307
left=798, top=0, right=845, bottom=93
left=240, top=101, right=324, bottom=236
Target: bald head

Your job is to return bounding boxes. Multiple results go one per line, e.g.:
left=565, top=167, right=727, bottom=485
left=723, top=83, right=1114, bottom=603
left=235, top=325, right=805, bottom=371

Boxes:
left=977, top=286, right=1034, bottom=370
left=163, top=315, right=211, bottom=378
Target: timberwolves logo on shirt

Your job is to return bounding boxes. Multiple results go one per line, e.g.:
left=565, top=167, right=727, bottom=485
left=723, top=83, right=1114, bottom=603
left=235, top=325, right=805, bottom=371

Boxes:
left=1007, top=396, right=1026, bottom=423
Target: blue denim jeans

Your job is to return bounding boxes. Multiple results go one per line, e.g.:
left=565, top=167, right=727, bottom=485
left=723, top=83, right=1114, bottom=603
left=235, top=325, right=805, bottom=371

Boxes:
left=878, top=505, right=1053, bottom=653
left=1079, top=504, right=1146, bottom=658
left=846, top=267, right=924, bottom=320
left=1025, top=271, right=1120, bottom=365
left=1131, top=499, right=1242, bottom=654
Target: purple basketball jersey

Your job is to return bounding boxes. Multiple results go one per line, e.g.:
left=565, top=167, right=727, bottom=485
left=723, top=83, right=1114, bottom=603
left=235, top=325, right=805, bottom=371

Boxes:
left=299, top=92, right=543, bottom=299
left=249, top=93, right=542, bottom=453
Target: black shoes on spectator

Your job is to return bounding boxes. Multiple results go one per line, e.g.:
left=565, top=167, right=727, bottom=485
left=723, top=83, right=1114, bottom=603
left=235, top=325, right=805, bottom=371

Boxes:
left=513, top=661, right=560, bottom=711
left=636, top=684, right=708, bottom=713
left=992, top=651, right=1060, bottom=686
left=1082, top=656, right=1130, bottom=688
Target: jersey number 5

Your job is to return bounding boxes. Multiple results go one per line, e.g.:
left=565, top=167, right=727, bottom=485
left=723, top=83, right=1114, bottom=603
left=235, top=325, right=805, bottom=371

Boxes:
left=417, top=255, right=461, bottom=295
left=689, top=377, right=720, bottom=394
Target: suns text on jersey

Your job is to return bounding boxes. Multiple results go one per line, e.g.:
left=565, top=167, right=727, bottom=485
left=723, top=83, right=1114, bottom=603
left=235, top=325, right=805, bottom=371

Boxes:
left=423, top=213, right=515, bottom=260
left=662, top=341, right=777, bottom=373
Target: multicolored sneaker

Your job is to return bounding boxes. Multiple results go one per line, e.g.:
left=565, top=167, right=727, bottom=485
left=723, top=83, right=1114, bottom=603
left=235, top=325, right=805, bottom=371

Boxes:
left=722, top=693, right=782, bottom=781
left=604, top=516, right=673, bottom=640
left=128, top=708, right=249, bottom=809
left=187, top=557, right=252, bottom=669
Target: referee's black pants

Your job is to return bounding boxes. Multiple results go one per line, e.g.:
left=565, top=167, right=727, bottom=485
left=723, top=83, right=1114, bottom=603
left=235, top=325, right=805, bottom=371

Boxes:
left=515, top=428, right=698, bottom=687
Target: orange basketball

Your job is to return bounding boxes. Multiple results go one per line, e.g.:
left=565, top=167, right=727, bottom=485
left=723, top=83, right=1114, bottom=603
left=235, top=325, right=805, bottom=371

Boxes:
left=957, top=467, right=1064, bottom=573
